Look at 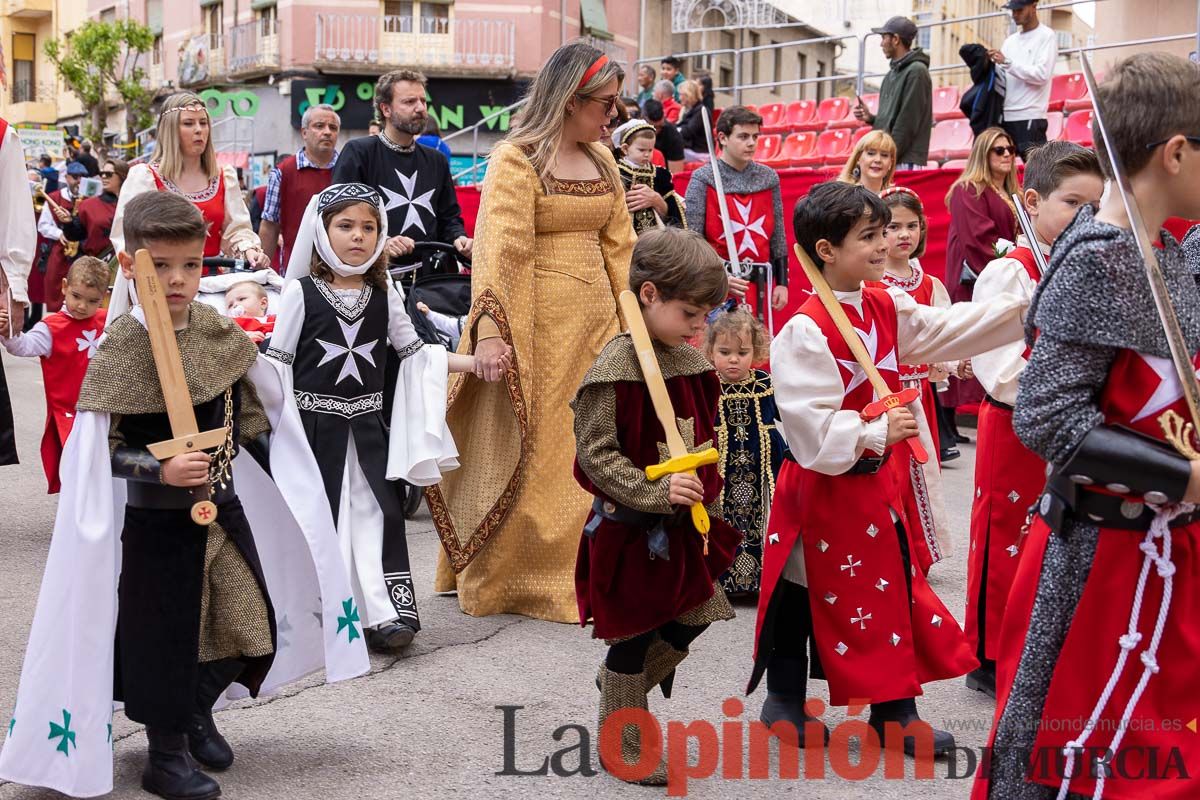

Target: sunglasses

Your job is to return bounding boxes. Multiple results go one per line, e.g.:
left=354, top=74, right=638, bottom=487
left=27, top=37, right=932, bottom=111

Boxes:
left=579, top=93, right=620, bottom=115
left=99, top=171, right=115, bottom=178
left=991, top=145, right=1016, bottom=156
left=1145, top=135, right=1200, bottom=151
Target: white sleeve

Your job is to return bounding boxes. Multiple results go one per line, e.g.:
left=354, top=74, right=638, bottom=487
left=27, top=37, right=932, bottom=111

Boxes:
left=1006, top=30, right=1056, bottom=86
left=0, top=127, right=35, bottom=304
left=265, top=279, right=305, bottom=363
left=2, top=320, right=52, bottom=357
left=386, top=282, right=424, bottom=358
left=37, top=203, right=63, bottom=242
left=220, top=165, right=261, bottom=255
left=771, top=315, right=889, bottom=476
left=110, top=165, right=158, bottom=256
left=893, top=286, right=1027, bottom=367
left=970, top=259, right=1037, bottom=405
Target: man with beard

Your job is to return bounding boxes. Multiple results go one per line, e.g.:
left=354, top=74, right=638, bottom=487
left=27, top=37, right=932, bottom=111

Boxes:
left=333, top=70, right=471, bottom=267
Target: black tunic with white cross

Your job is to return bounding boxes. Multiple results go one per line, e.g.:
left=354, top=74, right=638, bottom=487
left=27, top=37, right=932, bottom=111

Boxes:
left=332, top=136, right=467, bottom=246
left=290, top=275, right=422, bottom=629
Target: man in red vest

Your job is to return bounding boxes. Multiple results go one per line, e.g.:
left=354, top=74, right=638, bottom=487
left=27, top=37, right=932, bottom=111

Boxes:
left=260, top=103, right=341, bottom=271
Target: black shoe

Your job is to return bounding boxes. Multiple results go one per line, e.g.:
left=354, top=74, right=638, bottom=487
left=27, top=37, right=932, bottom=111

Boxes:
left=187, top=659, right=242, bottom=771
left=965, top=666, right=997, bottom=699
left=954, top=433, right=970, bottom=444
left=366, top=621, right=416, bottom=653
left=868, top=698, right=955, bottom=756
left=760, top=693, right=830, bottom=747
left=940, top=447, right=961, bottom=462
left=143, top=728, right=222, bottom=800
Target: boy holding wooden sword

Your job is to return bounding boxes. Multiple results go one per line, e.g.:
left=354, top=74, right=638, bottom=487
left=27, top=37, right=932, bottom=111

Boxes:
left=748, top=180, right=1029, bottom=756
left=572, top=226, right=741, bottom=785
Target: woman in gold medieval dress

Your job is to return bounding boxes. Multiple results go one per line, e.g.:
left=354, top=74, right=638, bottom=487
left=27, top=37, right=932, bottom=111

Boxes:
left=428, top=43, right=636, bottom=621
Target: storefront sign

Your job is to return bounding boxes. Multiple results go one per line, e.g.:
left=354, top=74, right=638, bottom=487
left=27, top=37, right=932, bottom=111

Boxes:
left=290, top=76, right=525, bottom=132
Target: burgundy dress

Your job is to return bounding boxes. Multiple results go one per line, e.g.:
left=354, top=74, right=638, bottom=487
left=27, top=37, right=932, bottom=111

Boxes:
left=943, top=183, right=1017, bottom=410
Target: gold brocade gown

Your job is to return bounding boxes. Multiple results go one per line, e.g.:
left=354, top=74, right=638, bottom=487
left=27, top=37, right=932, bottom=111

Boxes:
left=428, top=142, right=635, bottom=622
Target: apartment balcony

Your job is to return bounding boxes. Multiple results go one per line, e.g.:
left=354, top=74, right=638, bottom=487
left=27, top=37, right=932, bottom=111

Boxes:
left=3, top=0, right=53, bottom=18
left=229, top=18, right=281, bottom=78
left=314, top=13, right=515, bottom=77
left=6, top=79, right=56, bottom=123
left=179, top=32, right=227, bottom=86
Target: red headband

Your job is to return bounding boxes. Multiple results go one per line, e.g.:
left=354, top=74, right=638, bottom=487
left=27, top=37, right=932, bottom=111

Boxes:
left=578, top=55, right=609, bottom=90
left=880, top=185, right=923, bottom=211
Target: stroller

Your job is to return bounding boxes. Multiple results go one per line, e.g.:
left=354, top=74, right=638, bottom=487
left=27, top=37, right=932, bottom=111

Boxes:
left=388, top=241, right=473, bottom=518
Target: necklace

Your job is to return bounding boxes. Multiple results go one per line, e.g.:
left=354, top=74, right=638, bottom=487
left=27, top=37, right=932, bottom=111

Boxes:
left=883, top=260, right=924, bottom=292
left=377, top=130, right=416, bottom=154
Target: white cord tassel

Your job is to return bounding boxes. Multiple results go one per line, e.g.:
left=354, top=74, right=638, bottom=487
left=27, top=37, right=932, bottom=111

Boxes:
left=1054, top=503, right=1184, bottom=800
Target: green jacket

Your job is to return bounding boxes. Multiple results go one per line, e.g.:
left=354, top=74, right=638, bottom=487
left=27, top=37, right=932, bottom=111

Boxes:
left=871, top=47, right=932, bottom=165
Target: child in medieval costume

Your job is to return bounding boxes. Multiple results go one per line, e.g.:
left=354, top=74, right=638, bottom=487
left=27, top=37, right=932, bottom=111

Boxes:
left=684, top=106, right=789, bottom=322
left=612, top=119, right=686, bottom=234
left=704, top=305, right=787, bottom=596
left=573, top=227, right=741, bottom=785
left=963, top=141, right=1104, bottom=700
left=974, top=54, right=1200, bottom=800
left=269, top=182, right=482, bottom=654
left=749, top=181, right=1028, bottom=755
left=0, top=191, right=369, bottom=800
left=0, top=256, right=107, bottom=493
left=868, top=187, right=959, bottom=574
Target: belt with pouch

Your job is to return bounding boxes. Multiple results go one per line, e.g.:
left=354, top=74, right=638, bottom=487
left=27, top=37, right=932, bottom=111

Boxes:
left=127, top=480, right=237, bottom=512
left=1038, top=472, right=1200, bottom=534
left=583, top=496, right=672, bottom=560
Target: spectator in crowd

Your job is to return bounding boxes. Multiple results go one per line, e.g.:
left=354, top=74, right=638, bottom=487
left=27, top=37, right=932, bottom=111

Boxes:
left=621, top=97, right=642, bottom=119
left=990, top=0, right=1057, bottom=158
left=368, top=119, right=382, bottom=137
left=260, top=103, right=341, bottom=269
left=74, top=140, right=100, bottom=177
left=37, top=155, right=59, bottom=194
left=677, top=80, right=710, bottom=161
left=837, top=130, right=897, bottom=194
left=691, top=69, right=716, bottom=113
left=653, top=80, right=682, bottom=124
left=643, top=99, right=685, bottom=174
left=635, top=64, right=656, bottom=107
left=660, top=55, right=685, bottom=99
left=417, top=116, right=453, bottom=159
left=856, top=16, right=932, bottom=169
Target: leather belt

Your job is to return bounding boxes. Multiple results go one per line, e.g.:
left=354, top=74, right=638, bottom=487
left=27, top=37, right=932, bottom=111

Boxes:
left=1039, top=473, right=1200, bottom=534
left=127, top=480, right=236, bottom=511
left=583, top=496, right=671, bottom=560
left=847, top=451, right=891, bottom=475
left=984, top=395, right=1015, bottom=413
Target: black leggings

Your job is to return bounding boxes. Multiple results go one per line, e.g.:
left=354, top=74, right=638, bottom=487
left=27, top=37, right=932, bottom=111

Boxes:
left=605, top=621, right=709, bottom=674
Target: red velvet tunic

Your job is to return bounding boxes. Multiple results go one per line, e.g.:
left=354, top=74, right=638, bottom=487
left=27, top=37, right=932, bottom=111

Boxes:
left=37, top=309, right=106, bottom=492
left=574, top=366, right=740, bottom=640
left=974, top=347, right=1200, bottom=800
left=40, top=189, right=76, bottom=312
left=74, top=193, right=118, bottom=258
left=753, top=288, right=976, bottom=706
left=964, top=246, right=1045, bottom=661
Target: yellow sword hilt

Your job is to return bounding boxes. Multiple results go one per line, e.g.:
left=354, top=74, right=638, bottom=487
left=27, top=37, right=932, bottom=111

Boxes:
left=645, top=447, right=721, bottom=538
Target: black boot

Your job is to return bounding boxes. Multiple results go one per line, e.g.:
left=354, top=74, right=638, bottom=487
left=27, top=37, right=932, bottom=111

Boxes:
left=965, top=660, right=997, bottom=698
left=143, top=728, right=221, bottom=800
left=759, top=654, right=829, bottom=747
left=366, top=621, right=416, bottom=653
left=187, top=659, right=243, bottom=771
left=868, top=698, right=955, bottom=756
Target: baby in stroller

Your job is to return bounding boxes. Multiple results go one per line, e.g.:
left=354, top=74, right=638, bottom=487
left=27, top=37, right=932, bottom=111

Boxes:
left=196, top=267, right=285, bottom=345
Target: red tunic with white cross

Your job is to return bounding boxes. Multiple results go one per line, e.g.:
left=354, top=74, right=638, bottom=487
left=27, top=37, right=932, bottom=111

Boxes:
left=703, top=187, right=774, bottom=265
left=38, top=309, right=107, bottom=493
left=753, top=287, right=975, bottom=705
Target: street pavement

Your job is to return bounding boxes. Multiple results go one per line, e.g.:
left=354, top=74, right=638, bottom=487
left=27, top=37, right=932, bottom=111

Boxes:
left=0, top=352, right=994, bottom=799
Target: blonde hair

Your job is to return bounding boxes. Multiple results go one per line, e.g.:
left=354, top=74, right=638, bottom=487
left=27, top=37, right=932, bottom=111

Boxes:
left=704, top=306, right=770, bottom=365
left=153, top=92, right=219, bottom=182
left=945, top=126, right=1020, bottom=207
left=504, top=41, right=625, bottom=193
left=838, top=130, right=897, bottom=189
left=679, top=79, right=702, bottom=107
left=228, top=279, right=267, bottom=300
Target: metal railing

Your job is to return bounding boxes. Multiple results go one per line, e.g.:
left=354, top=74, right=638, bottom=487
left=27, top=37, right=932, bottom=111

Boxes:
left=229, top=18, right=281, bottom=74
left=314, top=13, right=516, bottom=70
left=445, top=98, right=527, bottom=183
left=9, top=78, right=55, bottom=104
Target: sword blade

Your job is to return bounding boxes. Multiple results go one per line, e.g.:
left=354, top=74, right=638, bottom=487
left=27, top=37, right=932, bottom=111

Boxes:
left=699, top=110, right=744, bottom=287
left=1010, top=193, right=1050, bottom=276
left=1081, top=53, right=1200, bottom=439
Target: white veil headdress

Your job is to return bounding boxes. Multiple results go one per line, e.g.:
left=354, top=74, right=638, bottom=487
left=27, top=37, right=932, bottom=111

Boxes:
left=284, top=182, right=389, bottom=282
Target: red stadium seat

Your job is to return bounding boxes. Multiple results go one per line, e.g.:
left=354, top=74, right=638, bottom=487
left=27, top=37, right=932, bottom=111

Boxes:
left=941, top=159, right=969, bottom=169
left=851, top=126, right=872, bottom=147
left=932, top=85, right=964, bottom=121
left=743, top=104, right=758, bottom=115
left=755, top=134, right=783, bottom=163
left=793, top=128, right=853, bottom=168
left=1045, top=111, right=1064, bottom=142
left=1048, top=72, right=1087, bottom=113
left=928, top=118, right=974, bottom=161
left=759, top=103, right=788, bottom=133
left=1062, top=109, right=1094, bottom=147
left=815, top=96, right=854, bottom=129
left=830, top=94, right=877, bottom=129
left=781, top=99, right=818, bottom=132
left=773, top=131, right=817, bottom=167
left=712, top=107, right=722, bottom=129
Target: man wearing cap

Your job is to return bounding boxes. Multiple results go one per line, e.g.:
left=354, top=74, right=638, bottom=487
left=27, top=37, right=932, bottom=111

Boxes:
left=989, top=0, right=1057, bottom=158
left=36, top=161, right=86, bottom=312
left=855, top=16, right=932, bottom=169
